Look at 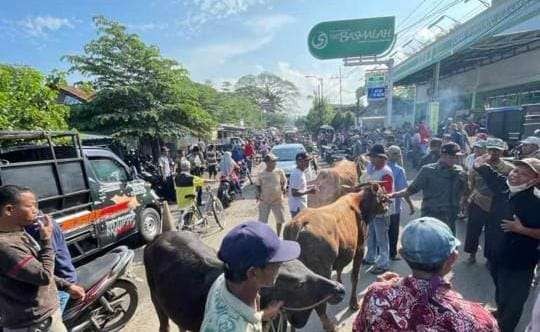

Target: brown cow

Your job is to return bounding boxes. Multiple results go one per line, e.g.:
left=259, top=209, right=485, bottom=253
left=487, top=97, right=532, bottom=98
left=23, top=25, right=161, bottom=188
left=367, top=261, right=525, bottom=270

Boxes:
left=308, top=160, right=362, bottom=208
left=283, top=183, right=388, bottom=332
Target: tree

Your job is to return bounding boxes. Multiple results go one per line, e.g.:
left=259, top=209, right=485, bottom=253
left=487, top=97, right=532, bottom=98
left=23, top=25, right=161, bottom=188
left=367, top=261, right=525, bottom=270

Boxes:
left=235, top=72, right=299, bottom=113
left=305, top=98, right=335, bottom=134
left=0, top=64, right=69, bottom=130
left=65, top=16, right=214, bottom=139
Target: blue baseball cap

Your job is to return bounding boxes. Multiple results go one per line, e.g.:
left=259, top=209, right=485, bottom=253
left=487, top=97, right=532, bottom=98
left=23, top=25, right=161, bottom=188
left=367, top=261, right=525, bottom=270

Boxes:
left=400, top=217, right=461, bottom=265
left=218, top=221, right=301, bottom=271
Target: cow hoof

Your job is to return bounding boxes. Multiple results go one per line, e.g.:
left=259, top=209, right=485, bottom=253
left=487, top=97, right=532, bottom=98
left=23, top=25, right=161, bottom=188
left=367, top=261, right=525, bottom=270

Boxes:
left=349, top=300, right=360, bottom=311
left=321, top=319, right=338, bottom=332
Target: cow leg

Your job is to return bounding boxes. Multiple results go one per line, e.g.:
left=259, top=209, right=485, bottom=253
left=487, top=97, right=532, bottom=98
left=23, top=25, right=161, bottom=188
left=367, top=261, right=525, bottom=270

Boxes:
left=349, top=247, right=364, bottom=311
left=336, top=269, right=343, bottom=284
left=316, top=303, right=337, bottom=332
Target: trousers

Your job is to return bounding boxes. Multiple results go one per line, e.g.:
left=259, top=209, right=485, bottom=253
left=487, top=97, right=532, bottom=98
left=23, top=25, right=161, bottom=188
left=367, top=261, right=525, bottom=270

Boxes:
left=365, top=216, right=390, bottom=269
left=488, top=260, right=535, bottom=332
left=464, top=203, right=490, bottom=254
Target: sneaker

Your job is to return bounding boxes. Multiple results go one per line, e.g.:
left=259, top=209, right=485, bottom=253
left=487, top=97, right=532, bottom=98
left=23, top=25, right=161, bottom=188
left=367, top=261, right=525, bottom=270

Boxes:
left=369, top=266, right=388, bottom=275
left=390, top=255, right=402, bottom=261
left=362, top=259, right=375, bottom=266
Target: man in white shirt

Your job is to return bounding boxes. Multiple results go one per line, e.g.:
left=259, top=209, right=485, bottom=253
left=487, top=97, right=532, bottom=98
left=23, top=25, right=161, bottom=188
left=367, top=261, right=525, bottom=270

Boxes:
left=158, top=146, right=172, bottom=179
left=288, top=152, right=318, bottom=218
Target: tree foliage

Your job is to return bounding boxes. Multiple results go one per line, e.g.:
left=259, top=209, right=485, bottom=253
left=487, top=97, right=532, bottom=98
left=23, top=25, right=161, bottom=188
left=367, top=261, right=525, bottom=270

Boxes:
left=65, top=16, right=214, bottom=139
left=235, top=72, right=299, bottom=113
left=304, top=98, right=335, bottom=134
left=0, top=64, right=69, bottom=130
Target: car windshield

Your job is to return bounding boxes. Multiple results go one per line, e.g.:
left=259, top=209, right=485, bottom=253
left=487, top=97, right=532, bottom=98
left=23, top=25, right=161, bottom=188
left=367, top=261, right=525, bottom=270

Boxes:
left=272, top=147, right=303, bottom=161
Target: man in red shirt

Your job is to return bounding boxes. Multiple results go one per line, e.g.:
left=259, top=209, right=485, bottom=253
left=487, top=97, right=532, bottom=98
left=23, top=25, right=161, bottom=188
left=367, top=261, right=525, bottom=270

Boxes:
left=354, top=217, right=499, bottom=332
left=363, top=145, right=394, bottom=274
left=243, top=139, right=255, bottom=173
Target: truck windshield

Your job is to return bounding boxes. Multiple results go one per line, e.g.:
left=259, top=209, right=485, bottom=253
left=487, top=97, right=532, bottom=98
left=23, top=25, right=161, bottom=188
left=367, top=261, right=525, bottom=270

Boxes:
left=89, top=158, right=128, bottom=183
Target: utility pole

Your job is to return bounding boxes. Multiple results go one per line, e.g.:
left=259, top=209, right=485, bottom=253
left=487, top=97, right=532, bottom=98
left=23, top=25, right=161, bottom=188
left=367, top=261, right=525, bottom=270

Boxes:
left=339, top=66, right=342, bottom=105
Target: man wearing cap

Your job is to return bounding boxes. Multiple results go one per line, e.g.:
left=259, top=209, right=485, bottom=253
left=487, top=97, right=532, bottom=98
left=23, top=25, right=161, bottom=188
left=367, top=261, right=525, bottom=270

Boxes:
left=464, top=139, right=487, bottom=171
left=419, top=137, right=442, bottom=167
left=363, top=144, right=394, bottom=274
left=288, top=152, right=318, bottom=218
left=392, top=142, right=468, bottom=235
left=473, top=156, right=540, bottom=332
left=254, top=153, right=287, bottom=236
left=200, top=221, right=301, bottom=332
left=519, top=136, right=540, bottom=159
left=464, top=138, right=514, bottom=264
left=353, top=217, right=499, bottom=331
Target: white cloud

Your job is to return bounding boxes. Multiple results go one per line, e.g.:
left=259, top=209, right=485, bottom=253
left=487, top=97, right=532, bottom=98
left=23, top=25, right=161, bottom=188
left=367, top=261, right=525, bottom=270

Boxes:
left=181, top=0, right=274, bottom=31
left=245, top=14, right=295, bottom=33
left=19, top=16, right=74, bottom=37
left=127, top=22, right=169, bottom=32
left=190, top=34, right=273, bottom=65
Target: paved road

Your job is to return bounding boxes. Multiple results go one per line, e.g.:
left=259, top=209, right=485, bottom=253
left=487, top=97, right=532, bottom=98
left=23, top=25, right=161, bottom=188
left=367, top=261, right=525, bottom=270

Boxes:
left=124, top=163, right=538, bottom=331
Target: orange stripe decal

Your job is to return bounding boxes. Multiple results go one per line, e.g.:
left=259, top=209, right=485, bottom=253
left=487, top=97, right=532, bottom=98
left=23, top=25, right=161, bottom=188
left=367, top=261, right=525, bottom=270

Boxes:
left=60, top=202, right=131, bottom=232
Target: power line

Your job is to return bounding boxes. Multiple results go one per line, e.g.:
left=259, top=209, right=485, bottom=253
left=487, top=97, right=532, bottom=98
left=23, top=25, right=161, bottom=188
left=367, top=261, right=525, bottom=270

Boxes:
left=397, top=0, right=461, bottom=35
left=398, top=0, right=431, bottom=28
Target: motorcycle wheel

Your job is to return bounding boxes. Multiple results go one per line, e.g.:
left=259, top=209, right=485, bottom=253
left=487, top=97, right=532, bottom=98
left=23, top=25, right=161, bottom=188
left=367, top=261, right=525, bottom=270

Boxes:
left=91, top=279, right=138, bottom=331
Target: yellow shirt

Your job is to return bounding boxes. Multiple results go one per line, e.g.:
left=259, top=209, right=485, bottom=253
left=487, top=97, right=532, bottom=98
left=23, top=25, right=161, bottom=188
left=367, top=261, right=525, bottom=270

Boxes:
left=174, top=173, right=205, bottom=209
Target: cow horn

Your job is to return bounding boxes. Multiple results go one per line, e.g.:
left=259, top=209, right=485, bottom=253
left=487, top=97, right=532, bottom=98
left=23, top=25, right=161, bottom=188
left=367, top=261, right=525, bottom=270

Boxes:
left=161, top=200, right=175, bottom=232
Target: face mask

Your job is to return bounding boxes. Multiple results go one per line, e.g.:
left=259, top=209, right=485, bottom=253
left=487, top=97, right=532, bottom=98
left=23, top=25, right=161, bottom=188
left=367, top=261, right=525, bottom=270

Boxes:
left=507, top=179, right=532, bottom=193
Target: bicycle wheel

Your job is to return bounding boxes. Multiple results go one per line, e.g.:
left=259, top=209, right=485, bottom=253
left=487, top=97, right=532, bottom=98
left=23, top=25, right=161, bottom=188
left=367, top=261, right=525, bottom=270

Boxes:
left=211, top=198, right=225, bottom=229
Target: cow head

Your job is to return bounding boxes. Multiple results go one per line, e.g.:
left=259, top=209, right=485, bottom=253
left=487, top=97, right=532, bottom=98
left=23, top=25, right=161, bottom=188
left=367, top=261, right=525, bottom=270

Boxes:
left=358, top=182, right=390, bottom=221
left=260, top=259, right=346, bottom=328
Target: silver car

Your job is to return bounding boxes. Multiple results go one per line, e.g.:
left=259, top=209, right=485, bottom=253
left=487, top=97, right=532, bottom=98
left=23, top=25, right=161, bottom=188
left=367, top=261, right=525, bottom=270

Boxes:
left=270, top=143, right=316, bottom=180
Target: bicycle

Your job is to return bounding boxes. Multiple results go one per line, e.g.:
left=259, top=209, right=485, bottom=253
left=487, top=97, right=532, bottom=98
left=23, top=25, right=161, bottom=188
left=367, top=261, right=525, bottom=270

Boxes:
left=177, top=186, right=225, bottom=234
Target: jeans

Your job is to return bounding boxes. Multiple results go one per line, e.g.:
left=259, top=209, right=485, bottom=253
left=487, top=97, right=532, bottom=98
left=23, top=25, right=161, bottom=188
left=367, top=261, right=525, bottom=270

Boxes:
left=365, top=216, right=390, bottom=269
left=388, top=213, right=400, bottom=258
left=58, top=290, right=70, bottom=313
left=488, top=260, right=535, bottom=332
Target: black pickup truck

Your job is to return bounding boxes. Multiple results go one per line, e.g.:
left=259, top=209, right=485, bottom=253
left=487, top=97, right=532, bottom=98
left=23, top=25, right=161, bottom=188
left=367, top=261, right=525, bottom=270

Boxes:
left=0, top=131, right=162, bottom=262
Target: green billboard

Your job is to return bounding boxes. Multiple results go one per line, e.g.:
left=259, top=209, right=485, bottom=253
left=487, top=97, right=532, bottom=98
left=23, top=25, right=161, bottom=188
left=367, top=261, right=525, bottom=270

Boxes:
left=308, top=17, right=395, bottom=60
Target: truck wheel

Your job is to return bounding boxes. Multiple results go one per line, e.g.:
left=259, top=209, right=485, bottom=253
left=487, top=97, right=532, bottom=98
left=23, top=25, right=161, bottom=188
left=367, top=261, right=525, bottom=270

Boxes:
left=138, top=208, right=161, bottom=242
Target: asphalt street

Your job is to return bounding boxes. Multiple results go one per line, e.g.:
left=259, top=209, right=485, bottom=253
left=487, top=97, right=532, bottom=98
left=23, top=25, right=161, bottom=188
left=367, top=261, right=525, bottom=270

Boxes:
left=123, top=163, right=538, bottom=331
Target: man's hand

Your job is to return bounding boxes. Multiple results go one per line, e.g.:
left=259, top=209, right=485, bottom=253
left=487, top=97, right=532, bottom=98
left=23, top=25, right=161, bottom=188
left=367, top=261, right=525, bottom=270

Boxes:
left=376, top=272, right=400, bottom=282
left=473, top=154, right=491, bottom=169
left=261, top=300, right=284, bottom=321
left=501, top=215, right=525, bottom=234
left=39, top=215, right=54, bottom=240
left=68, top=284, right=86, bottom=300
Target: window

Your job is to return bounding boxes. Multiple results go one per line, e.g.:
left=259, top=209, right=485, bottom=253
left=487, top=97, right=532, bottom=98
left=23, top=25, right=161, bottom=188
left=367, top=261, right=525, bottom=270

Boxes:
left=89, top=158, right=128, bottom=183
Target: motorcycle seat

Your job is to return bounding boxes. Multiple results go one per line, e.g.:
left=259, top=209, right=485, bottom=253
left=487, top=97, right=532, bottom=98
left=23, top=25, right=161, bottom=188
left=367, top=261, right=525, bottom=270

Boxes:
left=76, top=246, right=126, bottom=290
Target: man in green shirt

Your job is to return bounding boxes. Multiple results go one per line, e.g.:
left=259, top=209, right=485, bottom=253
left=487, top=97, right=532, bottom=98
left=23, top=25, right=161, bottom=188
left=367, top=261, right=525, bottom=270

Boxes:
left=392, top=142, right=467, bottom=234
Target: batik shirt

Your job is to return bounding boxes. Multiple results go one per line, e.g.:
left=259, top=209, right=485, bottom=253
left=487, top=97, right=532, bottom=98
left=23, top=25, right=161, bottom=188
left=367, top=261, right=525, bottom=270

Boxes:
left=201, top=274, right=263, bottom=332
left=353, top=275, right=499, bottom=332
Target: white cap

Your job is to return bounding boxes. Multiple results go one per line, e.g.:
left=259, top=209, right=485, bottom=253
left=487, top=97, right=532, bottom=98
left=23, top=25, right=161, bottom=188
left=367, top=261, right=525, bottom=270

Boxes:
left=521, top=136, right=540, bottom=146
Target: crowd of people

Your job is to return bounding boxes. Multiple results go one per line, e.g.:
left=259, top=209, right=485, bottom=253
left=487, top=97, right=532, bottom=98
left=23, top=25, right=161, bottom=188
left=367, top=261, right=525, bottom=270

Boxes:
left=1, top=120, right=539, bottom=332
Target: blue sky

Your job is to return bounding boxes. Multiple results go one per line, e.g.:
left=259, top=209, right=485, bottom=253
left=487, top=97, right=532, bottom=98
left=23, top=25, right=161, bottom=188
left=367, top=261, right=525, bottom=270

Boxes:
left=0, top=0, right=488, bottom=113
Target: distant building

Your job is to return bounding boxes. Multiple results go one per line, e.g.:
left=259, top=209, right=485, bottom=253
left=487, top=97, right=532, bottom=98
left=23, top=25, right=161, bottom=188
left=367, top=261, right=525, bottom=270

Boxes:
left=54, top=85, right=95, bottom=105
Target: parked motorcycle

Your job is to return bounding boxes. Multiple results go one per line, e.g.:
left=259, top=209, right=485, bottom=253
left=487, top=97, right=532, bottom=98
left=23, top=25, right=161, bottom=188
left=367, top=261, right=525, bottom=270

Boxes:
left=64, top=246, right=138, bottom=331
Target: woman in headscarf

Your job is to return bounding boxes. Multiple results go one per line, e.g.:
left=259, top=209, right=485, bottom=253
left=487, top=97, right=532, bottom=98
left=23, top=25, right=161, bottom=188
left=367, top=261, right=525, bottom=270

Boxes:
left=219, top=151, right=242, bottom=196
